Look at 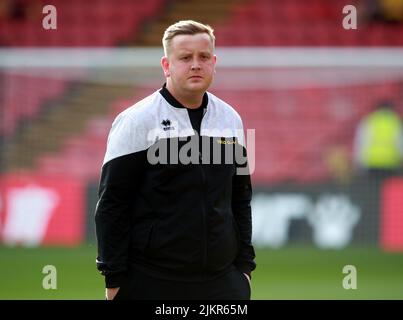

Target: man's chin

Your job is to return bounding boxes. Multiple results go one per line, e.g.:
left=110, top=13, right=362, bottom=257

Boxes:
left=186, top=82, right=210, bottom=93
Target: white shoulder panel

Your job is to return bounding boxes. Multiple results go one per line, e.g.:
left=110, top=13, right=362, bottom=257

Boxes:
left=103, top=91, right=196, bottom=165
left=202, top=92, right=246, bottom=147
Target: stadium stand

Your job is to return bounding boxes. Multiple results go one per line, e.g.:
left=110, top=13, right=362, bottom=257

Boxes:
left=3, top=83, right=135, bottom=172
left=1, top=73, right=66, bottom=136
left=0, top=0, right=165, bottom=46
left=214, top=81, right=403, bottom=184
left=214, top=0, right=403, bottom=46
left=34, top=95, right=142, bottom=180
left=2, top=0, right=403, bottom=255
left=2, top=0, right=403, bottom=186
left=1, top=0, right=164, bottom=167
left=25, top=79, right=402, bottom=185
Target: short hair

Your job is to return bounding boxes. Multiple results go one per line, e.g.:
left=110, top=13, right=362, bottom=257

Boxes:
left=162, top=20, right=215, bottom=57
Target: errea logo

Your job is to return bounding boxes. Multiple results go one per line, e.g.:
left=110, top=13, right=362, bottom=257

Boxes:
left=161, top=119, right=175, bottom=131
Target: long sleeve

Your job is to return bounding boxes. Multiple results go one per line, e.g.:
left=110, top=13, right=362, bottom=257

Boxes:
left=232, top=144, right=256, bottom=276
left=94, top=112, right=146, bottom=288
left=95, top=152, right=145, bottom=287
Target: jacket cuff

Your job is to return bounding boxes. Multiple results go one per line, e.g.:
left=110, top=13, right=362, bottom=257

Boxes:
left=235, top=263, right=253, bottom=280
left=105, top=272, right=126, bottom=288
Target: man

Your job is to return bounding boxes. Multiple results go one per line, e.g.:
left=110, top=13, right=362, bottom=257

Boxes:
left=95, top=20, right=256, bottom=300
left=353, top=101, right=403, bottom=175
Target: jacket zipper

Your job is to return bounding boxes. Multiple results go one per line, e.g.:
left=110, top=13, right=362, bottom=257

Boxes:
left=199, top=109, right=208, bottom=276
left=200, top=153, right=207, bottom=274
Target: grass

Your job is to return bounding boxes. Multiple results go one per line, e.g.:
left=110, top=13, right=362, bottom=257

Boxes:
left=252, top=246, right=403, bottom=299
left=0, top=245, right=402, bottom=300
left=0, top=244, right=102, bottom=300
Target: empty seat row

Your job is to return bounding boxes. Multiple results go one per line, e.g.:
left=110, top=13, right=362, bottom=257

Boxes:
left=33, top=82, right=402, bottom=184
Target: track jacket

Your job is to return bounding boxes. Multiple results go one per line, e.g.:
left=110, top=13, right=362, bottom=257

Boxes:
left=95, top=85, right=256, bottom=288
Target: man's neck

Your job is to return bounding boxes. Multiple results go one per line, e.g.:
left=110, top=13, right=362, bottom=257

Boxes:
left=166, top=82, right=204, bottom=109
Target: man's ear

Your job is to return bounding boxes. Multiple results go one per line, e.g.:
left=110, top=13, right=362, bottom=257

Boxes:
left=213, top=54, right=217, bottom=73
left=161, top=56, right=170, bottom=77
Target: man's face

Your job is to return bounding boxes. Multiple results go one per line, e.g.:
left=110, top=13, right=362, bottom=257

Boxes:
left=162, top=33, right=216, bottom=96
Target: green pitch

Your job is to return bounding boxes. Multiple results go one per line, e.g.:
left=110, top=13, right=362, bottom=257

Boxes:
left=0, top=245, right=402, bottom=299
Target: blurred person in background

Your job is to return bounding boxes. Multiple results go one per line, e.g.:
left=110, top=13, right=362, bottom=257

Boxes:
left=0, top=0, right=41, bottom=22
left=361, top=0, right=403, bottom=23
left=353, top=100, right=403, bottom=178
left=95, top=20, right=255, bottom=300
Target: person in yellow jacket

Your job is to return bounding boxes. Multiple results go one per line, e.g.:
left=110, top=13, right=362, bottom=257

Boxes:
left=353, top=101, right=403, bottom=175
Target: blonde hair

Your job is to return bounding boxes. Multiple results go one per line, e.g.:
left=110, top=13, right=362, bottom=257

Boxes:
left=162, top=20, right=215, bottom=57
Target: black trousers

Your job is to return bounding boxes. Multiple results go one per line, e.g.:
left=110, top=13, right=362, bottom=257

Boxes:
left=114, top=267, right=251, bottom=300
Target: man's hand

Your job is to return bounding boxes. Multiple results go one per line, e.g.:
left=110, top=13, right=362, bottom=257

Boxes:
left=106, top=287, right=120, bottom=300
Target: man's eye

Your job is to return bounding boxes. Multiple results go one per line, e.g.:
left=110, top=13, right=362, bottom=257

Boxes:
left=181, top=56, right=190, bottom=60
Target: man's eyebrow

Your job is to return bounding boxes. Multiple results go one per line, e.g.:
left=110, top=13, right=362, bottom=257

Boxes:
left=176, top=50, right=192, bottom=55
left=175, top=50, right=212, bottom=58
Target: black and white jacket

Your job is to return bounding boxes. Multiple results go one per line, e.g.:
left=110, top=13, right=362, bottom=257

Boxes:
left=95, top=85, right=256, bottom=287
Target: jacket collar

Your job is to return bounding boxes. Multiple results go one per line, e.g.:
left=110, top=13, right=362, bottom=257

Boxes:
left=159, top=83, right=208, bottom=110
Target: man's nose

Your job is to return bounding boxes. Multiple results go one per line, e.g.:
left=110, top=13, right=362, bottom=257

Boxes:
left=191, top=59, right=201, bottom=70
